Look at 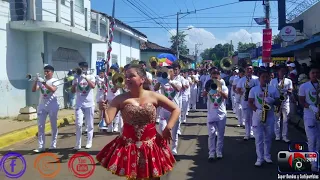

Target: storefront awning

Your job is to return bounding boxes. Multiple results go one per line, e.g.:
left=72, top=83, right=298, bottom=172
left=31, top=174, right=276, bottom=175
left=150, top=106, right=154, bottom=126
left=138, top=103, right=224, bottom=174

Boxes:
left=271, top=43, right=305, bottom=56
left=304, top=35, right=320, bottom=47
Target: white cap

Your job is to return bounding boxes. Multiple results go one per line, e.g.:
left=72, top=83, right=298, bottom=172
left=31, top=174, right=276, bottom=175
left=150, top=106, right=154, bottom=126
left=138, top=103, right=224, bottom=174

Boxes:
left=287, top=63, right=295, bottom=68
left=234, top=69, right=239, bottom=73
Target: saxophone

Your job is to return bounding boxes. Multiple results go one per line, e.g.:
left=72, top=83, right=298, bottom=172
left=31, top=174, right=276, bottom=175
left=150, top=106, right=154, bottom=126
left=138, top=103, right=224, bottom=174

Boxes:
left=261, top=84, right=271, bottom=123
left=244, top=77, right=251, bottom=101
left=316, top=79, right=320, bottom=121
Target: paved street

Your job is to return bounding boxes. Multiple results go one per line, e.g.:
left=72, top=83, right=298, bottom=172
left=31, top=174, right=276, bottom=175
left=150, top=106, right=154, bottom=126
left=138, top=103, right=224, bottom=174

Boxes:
left=0, top=104, right=307, bottom=180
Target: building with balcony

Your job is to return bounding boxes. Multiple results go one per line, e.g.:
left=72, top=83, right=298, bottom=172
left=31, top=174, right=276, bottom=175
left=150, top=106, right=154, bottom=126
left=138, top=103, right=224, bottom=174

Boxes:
left=90, top=10, right=147, bottom=68
left=0, top=0, right=108, bottom=117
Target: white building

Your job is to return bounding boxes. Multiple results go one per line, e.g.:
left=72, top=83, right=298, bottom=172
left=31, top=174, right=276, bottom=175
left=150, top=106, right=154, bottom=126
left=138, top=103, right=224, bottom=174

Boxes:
left=90, top=10, right=147, bottom=68
left=0, top=0, right=109, bottom=117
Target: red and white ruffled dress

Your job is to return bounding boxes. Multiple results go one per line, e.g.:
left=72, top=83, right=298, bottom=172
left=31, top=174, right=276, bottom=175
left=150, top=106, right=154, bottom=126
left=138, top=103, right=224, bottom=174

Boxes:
left=96, top=103, right=176, bottom=179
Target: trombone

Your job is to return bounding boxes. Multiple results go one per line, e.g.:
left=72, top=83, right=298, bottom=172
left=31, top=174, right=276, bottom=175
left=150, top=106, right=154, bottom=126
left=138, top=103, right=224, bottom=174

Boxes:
left=26, top=73, right=42, bottom=81
left=149, top=57, right=159, bottom=69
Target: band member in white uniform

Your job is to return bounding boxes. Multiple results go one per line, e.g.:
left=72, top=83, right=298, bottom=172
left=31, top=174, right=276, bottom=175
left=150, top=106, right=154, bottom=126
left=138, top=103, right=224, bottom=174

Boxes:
left=190, top=70, right=199, bottom=111
left=72, top=62, right=96, bottom=150
left=203, top=68, right=228, bottom=161
left=193, top=70, right=200, bottom=103
left=270, top=65, right=293, bottom=142
left=154, top=66, right=182, bottom=155
left=229, top=69, right=239, bottom=113
left=96, top=69, right=108, bottom=131
left=172, top=63, right=184, bottom=135
left=181, top=70, right=191, bottom=123
left=200, top=71, right=209, bottom=104
left=237, top=64, right=259, bottom=140
left=151, top=71, right=162, bottom=123
left=106, top=66, right=121, bottom=133
left=32, top=65, right=59, bottom=153
left=139, top=61, right=153, bottom=89
left=233, top=68, right=245, bottom=127
left=298, top=65, right=320, bottom=172
left=248, top=67, right=279, bottom=166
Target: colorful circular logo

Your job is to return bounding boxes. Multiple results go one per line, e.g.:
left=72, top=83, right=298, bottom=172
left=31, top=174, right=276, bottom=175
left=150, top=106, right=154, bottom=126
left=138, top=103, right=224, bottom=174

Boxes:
left=68, top=152, right=95, bottom=178
left=34, top=152, right=61, bottom=178
left=0, top=152, right=27, bottom=178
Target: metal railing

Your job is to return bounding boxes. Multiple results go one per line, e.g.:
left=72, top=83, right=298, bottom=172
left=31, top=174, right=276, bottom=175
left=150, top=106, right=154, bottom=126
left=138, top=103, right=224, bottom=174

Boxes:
left=5, top=0, right=108, bottom=37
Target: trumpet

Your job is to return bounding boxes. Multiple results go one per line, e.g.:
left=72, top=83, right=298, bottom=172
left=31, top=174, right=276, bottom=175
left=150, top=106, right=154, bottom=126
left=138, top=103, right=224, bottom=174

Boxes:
left=220, top=57, right=234, bottom=71
left=244, top=77, right=251, bottom=101
left=112, top=72, right=125, bottom=88
left=275, top=75, right=286, bottom=115
left=150, top=69, right=157, bottom=77
left=130, top=60, right=140, bottom=65
left=73, top=68, right=95, bottom=76
left=261, top=84, right=271, bottom=123
left=26, top=73, right=42, bottom=81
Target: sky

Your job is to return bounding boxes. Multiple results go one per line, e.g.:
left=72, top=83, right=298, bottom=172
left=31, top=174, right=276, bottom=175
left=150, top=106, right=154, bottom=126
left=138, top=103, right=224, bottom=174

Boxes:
left=91, top=0, right=304, bottom=54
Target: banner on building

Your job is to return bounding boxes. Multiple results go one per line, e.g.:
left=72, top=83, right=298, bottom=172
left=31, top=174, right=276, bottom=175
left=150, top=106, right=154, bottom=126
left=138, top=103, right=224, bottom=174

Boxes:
left=272, top=57, right=294, bottom=65
left=262, top=29, right=272, bottom=63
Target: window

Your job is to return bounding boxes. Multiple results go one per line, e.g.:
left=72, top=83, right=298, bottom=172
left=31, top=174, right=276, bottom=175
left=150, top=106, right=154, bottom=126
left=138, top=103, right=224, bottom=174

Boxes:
left=126, top=57, right=132, bottom=64
left=75, top=0, right=84, bottom=13
left=97, top=52, right=105, bottom=61
left=112, top=54, right=118, bottom=65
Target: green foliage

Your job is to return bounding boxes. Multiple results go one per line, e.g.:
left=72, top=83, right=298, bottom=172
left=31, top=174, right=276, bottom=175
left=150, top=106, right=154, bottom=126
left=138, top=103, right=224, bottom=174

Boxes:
left=200, top=43, right=234, bottom=63
left=170, top=32, right=189, bottom=55
left=237, top=42, right=256, bottom=53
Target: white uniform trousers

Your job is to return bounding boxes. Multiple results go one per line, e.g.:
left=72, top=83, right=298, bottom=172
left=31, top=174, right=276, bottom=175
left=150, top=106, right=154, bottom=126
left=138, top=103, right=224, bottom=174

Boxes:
left=231, top=93, right=236, bottom=113
left=236, top=103, right=244, bottom=126
left=178, top=97, right=182, bottom=134
left=196, top=85, right=200, bottom=102
left=305, top=120, right=320, bottom=169
left=252, top=121, right=273, bottom=162
left=159, top=109, right=179, bottom=154
left=107, top=112, right=121, bottom=132
left=75, top=106, right=94, bottom=148
left=243, top=107, right=254, bottom=138
left=202, top=88, right=207, bottom=104
left=181, top=95, right=189, bottom=123
left=207, top=118, right=226, bottom=156
left=274, top=107, right=290, bottom=139
left=190, top=88, right=197, bottom=110
left=37, top=107, right=58, bottom=149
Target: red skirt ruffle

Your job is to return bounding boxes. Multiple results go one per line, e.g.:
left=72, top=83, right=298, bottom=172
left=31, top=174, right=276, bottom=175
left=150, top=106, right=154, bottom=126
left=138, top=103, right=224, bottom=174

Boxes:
left=96, top=134, right=176, bottom=179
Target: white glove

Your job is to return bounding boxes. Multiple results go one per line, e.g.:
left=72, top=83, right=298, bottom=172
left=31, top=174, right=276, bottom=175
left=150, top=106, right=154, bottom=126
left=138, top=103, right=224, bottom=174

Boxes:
left=280, top=89, right=287, bottom=94
left=255, top=109, right=263, bottom=116
left=38, top=77, right=45, bottom=83
left=81, top=74, right=87, bottom=79
left=310, top=105, right=319, bottom=114
left=264, top=97, right=275, bottom=104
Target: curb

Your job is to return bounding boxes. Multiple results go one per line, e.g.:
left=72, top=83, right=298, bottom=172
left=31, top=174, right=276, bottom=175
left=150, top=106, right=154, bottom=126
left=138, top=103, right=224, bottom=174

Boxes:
left=0, top=115, right=75, bottom=149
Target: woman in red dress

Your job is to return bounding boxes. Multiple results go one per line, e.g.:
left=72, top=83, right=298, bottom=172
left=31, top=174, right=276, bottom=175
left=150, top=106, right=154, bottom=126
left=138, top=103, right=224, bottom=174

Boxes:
left=97, top=64, right=180, bottom=180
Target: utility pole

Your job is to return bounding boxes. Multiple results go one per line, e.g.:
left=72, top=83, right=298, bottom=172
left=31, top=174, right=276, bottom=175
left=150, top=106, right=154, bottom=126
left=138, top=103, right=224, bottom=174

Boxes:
left=265, top=0, right=270, bottom=29
left=176, top=12, right=179, bottom=59
left=194, top=43, right=202, bottom=62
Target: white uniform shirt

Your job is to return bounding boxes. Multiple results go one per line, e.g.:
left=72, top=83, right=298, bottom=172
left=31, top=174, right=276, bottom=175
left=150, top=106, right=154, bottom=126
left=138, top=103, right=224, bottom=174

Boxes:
left=95, top=76, right=107, bottom=102
left=73, top=75, right=95, bottom=108
left=182, top=77, right=190, bottom=98
left=230, top=75, right=238, bottom=96
left=37, top=78, right=59, bottom=110
left=270, top=78, right=293, bottom=109
left=207, top=85, right=228, bottom=121
left=160, top=79, right=182, bottom=106
left=174, top=75, right=184, bottom=100
left=232, top=77, right=241, bottom=102
left=236, top=75, right=259, bottom=108
left=106, top=76, right=121, bottom=101
left=298, top=81, right=319, bottom=126
left=191, top=75, right=199, bottom=90
left=146, top=71, right=153, bottom=90
left=249, top=85, right=279, bottom=126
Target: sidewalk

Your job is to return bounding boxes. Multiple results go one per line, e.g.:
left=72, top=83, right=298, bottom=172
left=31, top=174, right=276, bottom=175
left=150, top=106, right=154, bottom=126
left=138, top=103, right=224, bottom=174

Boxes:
left=0, top=109, right=78, bottom=149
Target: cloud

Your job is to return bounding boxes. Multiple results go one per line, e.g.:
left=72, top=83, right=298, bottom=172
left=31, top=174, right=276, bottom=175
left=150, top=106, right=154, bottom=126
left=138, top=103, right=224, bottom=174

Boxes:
left=167, top=26, right=262, bottom=54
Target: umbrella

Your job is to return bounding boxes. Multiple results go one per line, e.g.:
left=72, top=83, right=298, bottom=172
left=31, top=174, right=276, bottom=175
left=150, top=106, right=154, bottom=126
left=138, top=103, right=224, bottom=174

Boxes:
left=157, top=53, right=178, bottom=62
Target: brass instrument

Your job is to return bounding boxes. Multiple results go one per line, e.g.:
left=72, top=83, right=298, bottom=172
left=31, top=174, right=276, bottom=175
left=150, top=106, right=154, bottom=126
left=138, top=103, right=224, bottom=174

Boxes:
left=316, top=79, right=320, bottom=121
left=210, top=78, right=222, bottom=92
left=119, top=67, right=125, bottom=73
left=244, top=77, right=251, bottom=101
left=107, top=69, right=116, bottom=77
left=112, top=72, right=125, bottom=88
left=149, top=57, right=159, bottom=69
left=73, top=67, right=95, bottom=76
left=150, top=69, right=157, bottom=77
left=178, top=60, right=187, bottom=69
left=26, top=73, right=42, bottom=81
left=261, top=84, right=271, bottom=123
left=220, top=57, right=234, bottom=71
left=130, top=60, right=140, bottom=65
left=191, top=75, right=196, bottom=83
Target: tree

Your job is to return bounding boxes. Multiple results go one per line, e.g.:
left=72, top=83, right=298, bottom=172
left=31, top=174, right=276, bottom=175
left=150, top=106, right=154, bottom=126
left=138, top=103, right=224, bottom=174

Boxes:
left=273, top=34, right=283, bottom=44
left=200, top=43, right=234, bottom=62
left=170, top=32, right=189, bottom=55
left=237, top=42, right=256, bottom=53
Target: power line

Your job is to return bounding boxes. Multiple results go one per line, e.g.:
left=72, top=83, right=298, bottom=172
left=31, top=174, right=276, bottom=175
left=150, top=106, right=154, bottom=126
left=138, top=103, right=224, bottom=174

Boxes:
left=125, top=22, right=278, bottom=25
left=130, top=26, right=278, bottom=29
